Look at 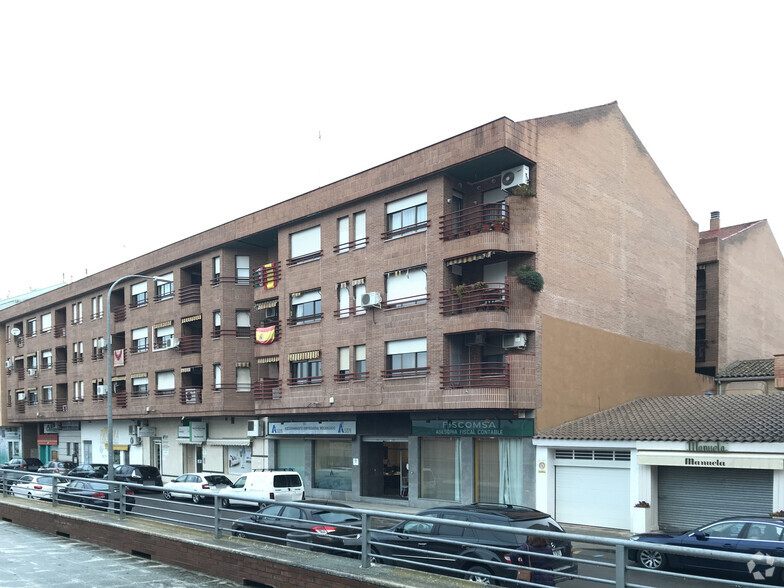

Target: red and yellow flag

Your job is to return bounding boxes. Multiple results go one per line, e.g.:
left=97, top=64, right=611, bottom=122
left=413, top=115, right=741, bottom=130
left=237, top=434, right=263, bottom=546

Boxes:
left=262, top=263, right=277, bottom=290
left=255, top=325, right=276, bottom=344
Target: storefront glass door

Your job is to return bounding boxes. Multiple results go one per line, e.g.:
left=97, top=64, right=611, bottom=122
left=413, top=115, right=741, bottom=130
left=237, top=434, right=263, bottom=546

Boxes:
left=361, top=440, right=408, bottom=499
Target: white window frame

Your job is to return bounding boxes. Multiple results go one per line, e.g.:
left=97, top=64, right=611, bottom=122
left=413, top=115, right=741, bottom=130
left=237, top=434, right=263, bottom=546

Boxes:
left=289, top=226, right=322, bottom=262
left=385, top=266, right=428, bottom=307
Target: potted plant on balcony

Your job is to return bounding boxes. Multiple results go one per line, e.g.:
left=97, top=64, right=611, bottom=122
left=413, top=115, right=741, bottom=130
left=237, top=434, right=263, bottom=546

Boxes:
left=515, top=265, right=544, bottom=292
left=507, top=183, right=536, bottom=198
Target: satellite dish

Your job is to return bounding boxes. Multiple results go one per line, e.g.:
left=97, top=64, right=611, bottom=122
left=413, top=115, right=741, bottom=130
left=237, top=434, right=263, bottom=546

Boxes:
left=10, top=327, right=21, bottom=336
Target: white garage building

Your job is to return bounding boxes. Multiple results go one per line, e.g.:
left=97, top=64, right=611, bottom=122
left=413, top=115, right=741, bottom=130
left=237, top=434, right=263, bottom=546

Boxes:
left=533, top=394, right=784, bottom=533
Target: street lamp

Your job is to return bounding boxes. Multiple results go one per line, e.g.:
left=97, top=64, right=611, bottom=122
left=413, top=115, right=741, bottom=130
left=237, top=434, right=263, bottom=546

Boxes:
left=105, top=274, right=173, bottom=481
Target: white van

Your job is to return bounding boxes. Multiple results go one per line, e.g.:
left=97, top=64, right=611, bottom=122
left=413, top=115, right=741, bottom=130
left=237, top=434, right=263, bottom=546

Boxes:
left=218, top=470, right=304, bottom=508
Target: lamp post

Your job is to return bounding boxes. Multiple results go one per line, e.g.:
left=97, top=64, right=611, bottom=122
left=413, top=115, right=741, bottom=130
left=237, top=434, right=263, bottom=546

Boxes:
left=106, top=274, right=173, bottom=481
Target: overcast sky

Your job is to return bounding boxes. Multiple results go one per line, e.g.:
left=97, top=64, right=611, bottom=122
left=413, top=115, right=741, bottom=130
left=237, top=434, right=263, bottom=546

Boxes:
left=1, top=1, right=782, bottom=301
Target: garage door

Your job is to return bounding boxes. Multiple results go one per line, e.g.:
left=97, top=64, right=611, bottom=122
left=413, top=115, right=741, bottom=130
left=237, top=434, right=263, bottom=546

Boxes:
left=556, top=466, right=630, bottom=529
left=658, top=467, right=773, bottom=531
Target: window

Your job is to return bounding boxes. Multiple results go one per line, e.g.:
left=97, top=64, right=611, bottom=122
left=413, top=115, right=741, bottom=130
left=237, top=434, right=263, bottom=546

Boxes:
left=289, top=226, right=322, bottom=265
left=16, top=390, right=25, bottom=402
left=236, top=256, right=250, bottom=285
left=156, top=370, right=175, bottom=395
left=420, top=437, right=459, bottom=501
left=27, top=354, right=38, bottom=371
left=354, top=211, right=367, bottom=249
left=154, top=324, right=175, bottom=349
left=236, top=310, right=251, bottom=337
left=132, top=327, right=149, bottom=353
left=41, top=312, right=52, bottom=334
left=289, top=351, right=322, bottom=385
left=132, top=376, right=149, bottom=397
left=290, top=290, right=322, bottom=325
left=91, top=295, right=104, bottom=319
left=74, top=381, right=84, bottom=402
left=385, top=338, right=428, bottom=377
left=41, top=385, right=53, bottom=404
left=313, top=440, right=352, bottom=491
left=385, top=266, right=428, bottom=307
left=337, top=283, right=351, bottom=318
left=336, top=217, right=350, bottom=253
left=26, top=318, right=37, bottom=337
left=72, top=302, right=83, bottom=324
left=236, top=365, right=251, bottom=392
left=212, top=256, right=221, bottom=282
left=41, top=349, right=52, bottom=370
left=213, top=363, right=222, bottom=390
left=338, top=347, right=349, bottom=378
left=354, top=281, right=366, bottom=316
left=385, top=192, right=427, bottom=238
left=27, top=389, right=38, bottom=405
left=156, top=273, right=174, bottom=301
left=92, top=338, right=105, bottom=360
left=130, top=281, right=148, bottom=308
left=355, top=344, right=367, bottom=376
left=72, top=341, right=84, bottom=364
left=213, top=310, right=221, bottom=337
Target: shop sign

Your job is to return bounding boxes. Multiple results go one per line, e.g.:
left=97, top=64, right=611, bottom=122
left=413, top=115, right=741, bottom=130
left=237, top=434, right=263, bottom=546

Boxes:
left=687, top=441, right=728, bottom=452
left=178, top=422, right=207, bottom=442
left=268, top=421, right=356, bottom=436
left=411, top=419, right=534, bottom=437
left=637, top=450, right=784, bottom=470
left=138, top=426, right=157, bottom=437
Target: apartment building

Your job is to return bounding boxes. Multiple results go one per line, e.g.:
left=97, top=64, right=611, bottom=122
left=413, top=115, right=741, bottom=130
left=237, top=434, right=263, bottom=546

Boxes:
left=696, top=211, right=784, bottom=377
left=1, top=102, right=710, bottom=508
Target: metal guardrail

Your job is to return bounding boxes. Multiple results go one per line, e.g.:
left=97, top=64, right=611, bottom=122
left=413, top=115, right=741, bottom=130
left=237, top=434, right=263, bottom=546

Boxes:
left=2, top=467, right=784, bottom=586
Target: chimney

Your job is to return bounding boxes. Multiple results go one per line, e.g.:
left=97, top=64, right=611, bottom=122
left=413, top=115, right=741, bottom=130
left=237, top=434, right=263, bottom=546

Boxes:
left=710, top=211, right=720, bottom=231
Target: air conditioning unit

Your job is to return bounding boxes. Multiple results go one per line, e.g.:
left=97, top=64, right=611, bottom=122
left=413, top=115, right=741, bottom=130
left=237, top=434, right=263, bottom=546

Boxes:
left=163, top=337, right=180, bottom=349
left=360, top=292, right=383, bottom=308
left=502, top=332, right=528, bottom=349
left=465, top=333, right=486, bottom=346
left=247, top=418, right=268, bottom=437
left=5, top=360, right=12, bottom=370
left=27, top=368, right=38, bottom=377
left=129, top=435, right=141, bottom=446
left=265, top=307, right=278, bottom=319
left=500, top=165, right=530, bottom=191
left=96, top=385, right=108, bottom=396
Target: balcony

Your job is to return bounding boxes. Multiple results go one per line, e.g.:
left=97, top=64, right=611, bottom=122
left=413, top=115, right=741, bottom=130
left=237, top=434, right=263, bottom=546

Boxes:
left=54, top=324, right=66, bottom=338
left=440, top=362, right=510, bottom=389
left=178, top=334, right=202, bottom=355
left=439, top=203, right=508, bottom=241
left=178, top=284, right=201, bottom=305
left=333, top=237, right=369, bottom=254
left=112, top=306, right=127, bottom=324
left=253, top=378, right=282, bottom=400
left=286, top=251, right=322, bottom=267
left=253, top=261, right=281, bottom=290
left=180, top=387, right=202, bottom=405
left=334, top=371, right=368, bottom=383
left=287, top=375, right=323, bottom=386
left=384, top=293, right=430, bottom=310
left=381, top=366, right=430, bottom=378
left=54, top=360, right=68, bottom=375
left=439, top=282, right=508, bottom=315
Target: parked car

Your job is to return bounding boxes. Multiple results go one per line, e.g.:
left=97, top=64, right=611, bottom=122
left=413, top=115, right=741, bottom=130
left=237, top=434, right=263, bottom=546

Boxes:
left=3, top=457, right=44, bottom=472
left=112, top=465, right=163, bottom=491
left=218, top=470, right=304, bottom=508
left=57, top=480, right=136, bottom=512
left=163, top=473, right=233, bottom=503
left=67, top=463, right=109, bottom=479
left=10, top=474, right=67, bottom=500
left=355, top=503, right=577, bottom=585
left=232, top=500, right=362, bottom=552
left=38, top=460, right=77, bottom=476
left=630, top=516, right=784, bottom=582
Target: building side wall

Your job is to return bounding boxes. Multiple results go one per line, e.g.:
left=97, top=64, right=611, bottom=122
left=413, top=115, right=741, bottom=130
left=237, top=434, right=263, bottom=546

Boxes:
left=720, top=223, right=784, bottom=366
left=539, top=316, right=713, bottom=431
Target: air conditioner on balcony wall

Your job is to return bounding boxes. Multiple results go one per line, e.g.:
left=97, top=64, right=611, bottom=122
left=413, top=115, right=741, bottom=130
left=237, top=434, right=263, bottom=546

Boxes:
left=5, top=360, right=12, bottom=370
left=27, top=368, right=38, bottom=377
left=163, top=338, right=180, bottom=349
left=247, top=418, right=268, bottom=437
left=360, top=292, right=383, bottom=308
left=502, top=332, right=527, bottom=349
left=500, top=165, right=530, bottom=190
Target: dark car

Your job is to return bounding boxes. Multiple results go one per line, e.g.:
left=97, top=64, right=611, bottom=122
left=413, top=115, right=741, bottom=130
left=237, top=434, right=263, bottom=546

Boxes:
left=357, top=503, right=577, bottom=585
left=57, top=480, right=136, bottom=512
left=38, top=460, right=77, bottom=476
left=629, top=516, right=784, bottom=582
left=232, top=500, right=362, bottom=553
left=3, top=457, right=44, bottom=472
left=67, top=463, right=109, bottom=479
left=112, top=464, right=162, bottom=491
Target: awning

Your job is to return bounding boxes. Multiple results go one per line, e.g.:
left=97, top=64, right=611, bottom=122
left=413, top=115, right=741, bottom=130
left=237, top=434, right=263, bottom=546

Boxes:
left=112, top=376, right=126, bottom=382
left=153, top=320, right=173, bottom=328
left=205, top=438, right=251, bottom=446
left=637, top=450, right=784, bottom=470
left=182, top=314, right=202, bottom=323
left=255, top=299, right=279, bottom=310
left=352, top=277, right=365, bottom=286
left=130, top=373, right=147, bottom=379
left=236, top=361, right=250, bottom=368
left=258, top=356, right=279, bottom=364
left=175, top=438, right=203, bottom=445
left=446, top=251, right=495, bottom=266
left=289, top=350, right=320, bottom=361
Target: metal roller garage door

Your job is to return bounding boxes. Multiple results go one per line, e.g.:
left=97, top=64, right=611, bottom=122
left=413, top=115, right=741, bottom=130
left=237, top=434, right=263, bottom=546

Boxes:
left=658, top=467, right=773, bottom=531
left=556, top=466, right=630, bottom=529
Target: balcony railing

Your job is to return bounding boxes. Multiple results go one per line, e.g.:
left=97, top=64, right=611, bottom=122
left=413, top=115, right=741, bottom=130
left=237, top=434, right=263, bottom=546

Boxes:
left=384, top=293, right=429, bottom=309
left=286, top=251, right=323, bottom=267
left=178, top=284, right=201, bottom=305
left=287, top=375, right=323, bottom=386
left=439, top=202, right=509, bottom=240
left=333, top=237, right=369, bottom=254
left=112, top=305, right=127, bottom=323
left=381, top=220, right=430, bottom=240
left=54, top=360, right=68, bottom=375
left=381, top=366, right=430, bottom=378
left=54, top=324, right=66, bottom=338
left=180, top=387, right=202, bottom=404
left=287, top=313, right=323, bottom=327
left=440, top=362, right=510, bottom=389
left=210, top=328, right=252, bottom=339
left=253, top=262, right=281, bottom=289
left=333, top=306, right=366, bottom=319
left=55, top=398, right=68, bottom=412
left=253, top=379, right=282, bottom=400
left=334, top=371, right=369, bottom=383
left=439, top=282, right=509, bottom=315
left=178, top=334, right=202, bottom=354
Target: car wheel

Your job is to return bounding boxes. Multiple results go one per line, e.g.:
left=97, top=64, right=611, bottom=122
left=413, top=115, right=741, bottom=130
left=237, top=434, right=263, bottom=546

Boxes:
left=234, top=528, right=247, bottom=539
left=221, top=498, right=230, bottom=508
left=369, top=547, right=384, bottom=566
left=79, top=502, right=88, bottom=509
left=163, top=491, right=172, bottom=500
left=465, top=565, right=495, bottom=584
left=192, top=494, right=201, bottom=504
left=638, top=548, right=667, bottom=570
left=27, top=492, right=34, bottom=500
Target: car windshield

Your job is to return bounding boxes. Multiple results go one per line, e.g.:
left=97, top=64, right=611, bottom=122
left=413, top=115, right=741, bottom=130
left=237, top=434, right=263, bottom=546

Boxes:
left=205, top=475, right=232, bottom=485
left=88, top=483, right=111, bottom=491
left=313, top=511, right=360, bottom=524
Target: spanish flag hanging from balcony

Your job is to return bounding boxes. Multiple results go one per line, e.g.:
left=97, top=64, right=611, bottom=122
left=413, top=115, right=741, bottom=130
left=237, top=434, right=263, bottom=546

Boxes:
left=255, top=325, right=276, bottom=345
left=262, top=263, right=277, bottom=290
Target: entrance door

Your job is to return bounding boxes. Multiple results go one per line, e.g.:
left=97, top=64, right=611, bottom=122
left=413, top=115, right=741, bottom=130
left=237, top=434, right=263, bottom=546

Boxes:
left=196, top=446, right=203, bottom=473
left=361, top=440, right=408, bottom=499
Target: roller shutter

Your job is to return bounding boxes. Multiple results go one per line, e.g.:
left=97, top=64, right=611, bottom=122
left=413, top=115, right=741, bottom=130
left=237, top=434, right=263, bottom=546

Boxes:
left=658, top=467, right=773, bottom=531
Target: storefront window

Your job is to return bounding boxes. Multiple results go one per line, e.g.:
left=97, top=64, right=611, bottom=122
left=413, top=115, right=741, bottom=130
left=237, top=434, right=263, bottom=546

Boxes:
left=276, top=439, right=306, bottom=481
left=313, top=439, right=352, bottom=491
left=476, top=437, right=524, bottom=504
left=420, top=437, right=460, bottom=501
